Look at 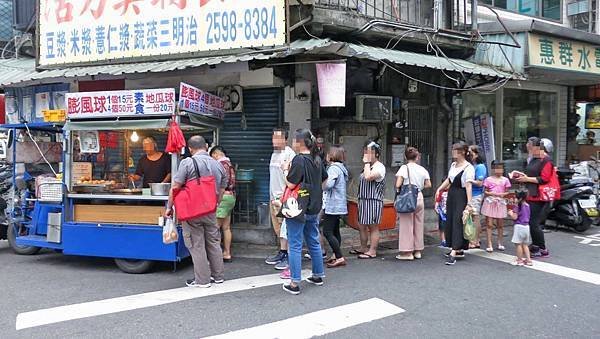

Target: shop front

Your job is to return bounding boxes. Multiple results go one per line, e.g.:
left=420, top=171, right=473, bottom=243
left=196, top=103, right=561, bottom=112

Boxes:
left=467, top=20, right=600, bottom=169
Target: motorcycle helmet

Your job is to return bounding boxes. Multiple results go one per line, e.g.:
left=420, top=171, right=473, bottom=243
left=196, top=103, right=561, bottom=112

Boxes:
left=540, top=138, right=553, bottom=153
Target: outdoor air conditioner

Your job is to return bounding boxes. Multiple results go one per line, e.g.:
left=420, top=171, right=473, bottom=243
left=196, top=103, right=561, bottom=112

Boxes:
left=355, top=95, right=393, bottom=122
left=217, top=85, right=243, bottom=112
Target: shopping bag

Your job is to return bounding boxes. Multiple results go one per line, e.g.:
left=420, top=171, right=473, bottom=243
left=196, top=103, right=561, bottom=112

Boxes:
left=394, top=165, right=419, bottom=213
left=162, top=218, right=178, bottom=244
left=539, top=166, right=561, bottom=202
left=463, top=210, right=477, bottom=242
left=173, top=158, right=217, bottom=221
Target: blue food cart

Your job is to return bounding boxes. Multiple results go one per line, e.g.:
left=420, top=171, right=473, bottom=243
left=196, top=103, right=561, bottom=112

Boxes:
left=3, top=87, right=221, bottom=273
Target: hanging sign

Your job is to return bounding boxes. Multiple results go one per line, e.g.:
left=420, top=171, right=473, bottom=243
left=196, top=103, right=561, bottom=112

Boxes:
left=66, top=88, right=176, bottom=118
left=529, top=33, right=600, bottom=75
left=316, top=63, right=346, bottom=107
left=464, top=113, right=496, bottom=169
left=38, top=0, right=287, bottom=67
left=178, top=83, right=225, bottom=120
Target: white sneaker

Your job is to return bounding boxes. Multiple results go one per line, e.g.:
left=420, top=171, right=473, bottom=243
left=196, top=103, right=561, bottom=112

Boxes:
left=186, top=279, right=211, bottom=288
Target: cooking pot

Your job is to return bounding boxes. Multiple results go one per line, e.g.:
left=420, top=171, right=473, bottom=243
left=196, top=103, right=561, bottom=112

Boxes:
left=150, top=183, right=171, bottom=196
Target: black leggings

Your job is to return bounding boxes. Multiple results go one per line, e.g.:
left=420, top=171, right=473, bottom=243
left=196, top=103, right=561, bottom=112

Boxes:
left=529, top=201, right=550, bottom=250
left=321, top=214, right=343, bottom=259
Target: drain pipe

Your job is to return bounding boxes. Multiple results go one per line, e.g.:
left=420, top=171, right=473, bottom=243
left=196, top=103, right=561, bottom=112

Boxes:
left=439, top=88, right=454, bottom=173
left=471, top=0, right=478, bottom=32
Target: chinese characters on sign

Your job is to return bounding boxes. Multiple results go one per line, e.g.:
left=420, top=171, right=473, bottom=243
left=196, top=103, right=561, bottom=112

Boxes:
left=66, top=88, right=176, bottom=118
left=178, top=83, right=225, bottom=120
left=529, top=34, right=600, bottom=74
left=39, top=0, right=286, bottom=66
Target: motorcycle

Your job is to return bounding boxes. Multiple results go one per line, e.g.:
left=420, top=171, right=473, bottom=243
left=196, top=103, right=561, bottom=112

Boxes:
left=545, top=168, right=597, bottom=233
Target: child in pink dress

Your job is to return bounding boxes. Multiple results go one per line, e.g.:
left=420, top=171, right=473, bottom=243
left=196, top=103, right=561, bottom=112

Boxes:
left=481, top=161, right=511, bottom=252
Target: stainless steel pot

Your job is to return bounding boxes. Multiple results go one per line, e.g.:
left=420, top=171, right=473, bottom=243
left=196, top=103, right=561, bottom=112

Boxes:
left=150, top=183, right=171, bottom=196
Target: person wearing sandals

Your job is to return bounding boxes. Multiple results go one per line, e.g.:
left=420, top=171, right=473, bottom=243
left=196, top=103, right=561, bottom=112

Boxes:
left=210, top=146, right=236, bottom=262
left=468, top=145, right=487, bottom=249
left=395, top=147, right=431, bottom=261
left=354, top=141, right=386, bottom=259
left=481, top=161, right=511, bottom=253
left=322, top=145, right=349, bottom=268
left=435, top=142, right=474, bottom=265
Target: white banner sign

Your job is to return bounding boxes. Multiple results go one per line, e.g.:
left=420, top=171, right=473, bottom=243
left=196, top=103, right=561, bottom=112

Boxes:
left=316, top=63, right=346, bottom=107
left=463, top=113, right=496, bottom=169
left=66, top=88, right=176, bottom=118
left=39, top=0, right=287, bottom=66
left=179, top=83, right=224, bottom=120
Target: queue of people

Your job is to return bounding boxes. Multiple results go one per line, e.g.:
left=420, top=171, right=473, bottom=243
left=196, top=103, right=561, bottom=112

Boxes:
left=165, top=129, right=556, bottom=292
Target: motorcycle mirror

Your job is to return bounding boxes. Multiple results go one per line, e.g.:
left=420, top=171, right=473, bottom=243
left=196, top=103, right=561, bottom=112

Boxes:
left=591, top=156, right=598, bottom=162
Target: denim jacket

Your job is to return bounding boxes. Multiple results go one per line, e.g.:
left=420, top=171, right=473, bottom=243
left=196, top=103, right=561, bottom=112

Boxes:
left=323, top=162, right=348, bottom=215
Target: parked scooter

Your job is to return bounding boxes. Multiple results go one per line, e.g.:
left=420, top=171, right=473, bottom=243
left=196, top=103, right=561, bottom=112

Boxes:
left=545, top=167, right=597, bottom=233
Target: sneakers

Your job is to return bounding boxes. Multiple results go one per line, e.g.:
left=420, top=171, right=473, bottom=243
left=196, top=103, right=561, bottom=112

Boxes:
left=210, top=277, right=224, bottom=284
left=305, top=276, right=324, bottom=286
left=265, top=251, right=287, bottom=265
left=282, top=283, right=300, bottom=295
left=532, top=249, right=550, bottom=258
left=445, top=256, right=457, bottom=265
left=280, top=268, right=291, bottom=279
left=186, top=279, right=211, bottom=288
left=438, top=240, right=448, bottom=248
left=274, top=255, right=289, bottom=270
left=454, top=251, right=465, bottom=258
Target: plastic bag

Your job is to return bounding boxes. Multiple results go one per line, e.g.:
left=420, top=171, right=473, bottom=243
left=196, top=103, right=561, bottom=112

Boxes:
left=463, top=210, right=477, bottom=242
left=162, top=218, right=179, bottom=244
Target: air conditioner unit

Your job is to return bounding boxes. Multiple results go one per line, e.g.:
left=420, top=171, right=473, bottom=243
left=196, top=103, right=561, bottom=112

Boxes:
left=217, top=85, right=243, bottom=112
left=355, top=95, right=393, bottom=122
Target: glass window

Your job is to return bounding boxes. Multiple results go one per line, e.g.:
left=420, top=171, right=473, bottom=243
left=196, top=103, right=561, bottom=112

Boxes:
left=488, top=0, right=561, bottom=21
left=502, top=89, right=558, bottom=172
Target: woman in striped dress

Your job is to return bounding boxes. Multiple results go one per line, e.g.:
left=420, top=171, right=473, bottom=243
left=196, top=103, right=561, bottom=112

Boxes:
left=354, top=141, right=386, bottom=259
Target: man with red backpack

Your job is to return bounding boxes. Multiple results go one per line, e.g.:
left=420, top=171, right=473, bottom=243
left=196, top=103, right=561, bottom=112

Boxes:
left=210, top=146, right=236, bottom=262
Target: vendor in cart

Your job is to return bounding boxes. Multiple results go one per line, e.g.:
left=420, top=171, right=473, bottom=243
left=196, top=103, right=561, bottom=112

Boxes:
left=128, top=136, right=171, bottom=188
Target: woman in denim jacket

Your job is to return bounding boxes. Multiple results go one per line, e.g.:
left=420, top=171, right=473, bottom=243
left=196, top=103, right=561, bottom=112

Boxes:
left=322, top=145, right=349, bottom=268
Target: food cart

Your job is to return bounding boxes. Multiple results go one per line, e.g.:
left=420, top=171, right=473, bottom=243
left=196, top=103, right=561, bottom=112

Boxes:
left=3, top=86, right=223, bottom=273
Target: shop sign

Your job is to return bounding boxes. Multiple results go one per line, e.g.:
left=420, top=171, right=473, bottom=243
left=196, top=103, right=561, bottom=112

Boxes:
left=464, top=113, right=496, bottom=170
left=178, top=83, right=224, bottom=120
left=529, top=33, right=600, bottom=74
left=66, top=88, right=176, bottom=118
left=38, top=0, right=286, bottom=67
left=316, top=63, right=346, bottom=107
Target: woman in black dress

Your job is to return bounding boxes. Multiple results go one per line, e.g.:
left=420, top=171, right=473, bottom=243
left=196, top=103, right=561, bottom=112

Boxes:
left=435, top=142, right=475, bottom=265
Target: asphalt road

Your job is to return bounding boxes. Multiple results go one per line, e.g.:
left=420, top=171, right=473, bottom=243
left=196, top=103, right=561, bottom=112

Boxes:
left=1, top=225, right=599, bottom=339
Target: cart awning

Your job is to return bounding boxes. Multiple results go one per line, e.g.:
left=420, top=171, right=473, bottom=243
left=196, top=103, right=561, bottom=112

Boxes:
left=64, top=119, right=170, bottom=131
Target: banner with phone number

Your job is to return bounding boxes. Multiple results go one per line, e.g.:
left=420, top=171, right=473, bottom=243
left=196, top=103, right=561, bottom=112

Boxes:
left=39, top=0, right=286, bottom=66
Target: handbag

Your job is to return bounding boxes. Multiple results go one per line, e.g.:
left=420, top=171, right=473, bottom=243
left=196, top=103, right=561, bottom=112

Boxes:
left=173, top=157, right=218, bottom=221
left=539, top=163, right=561, bottom=202
left=394, top=164, right=419, bottom=213
left=277, top=155, right=311, bottom=221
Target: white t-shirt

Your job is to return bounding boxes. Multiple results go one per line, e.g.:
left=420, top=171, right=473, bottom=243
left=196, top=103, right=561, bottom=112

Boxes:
left=269, top=146, right=295, bottom=200
left=448, top=162, right=475, bottom=188
left=395, top=162, right=430, bottom=190
left=370, top=161, right=386, bottom=183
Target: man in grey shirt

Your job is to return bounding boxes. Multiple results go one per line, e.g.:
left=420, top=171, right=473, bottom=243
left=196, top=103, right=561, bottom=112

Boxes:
left=166, top=136, right=228, bottom=288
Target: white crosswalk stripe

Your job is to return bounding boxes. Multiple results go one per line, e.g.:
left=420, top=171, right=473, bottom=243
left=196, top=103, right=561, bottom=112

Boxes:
left=16, top=270, right=310, bottom=331
left=469, top=249, right=600, bottom=285
left=204, top=298, right=405, bottom=339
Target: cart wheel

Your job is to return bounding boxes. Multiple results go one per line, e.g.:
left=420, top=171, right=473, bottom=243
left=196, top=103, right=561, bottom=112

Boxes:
left=7, top=224, right=41, bottom=255
left=114, top=259, right=155, bottom=274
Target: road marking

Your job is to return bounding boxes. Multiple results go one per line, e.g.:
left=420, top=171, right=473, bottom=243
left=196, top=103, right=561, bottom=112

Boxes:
left=469, top=249, right=600, bottom=285
left=204, top=298, right=405, bottom=339
left=16, top=270, right=309, bottom=331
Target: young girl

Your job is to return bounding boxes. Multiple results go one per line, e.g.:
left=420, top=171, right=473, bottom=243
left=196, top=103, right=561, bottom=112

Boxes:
left=508, top=190, right=533, bottom=266
left=434, top=187, right=448, bottom=248
left=481, top=161, right=511, bottom=253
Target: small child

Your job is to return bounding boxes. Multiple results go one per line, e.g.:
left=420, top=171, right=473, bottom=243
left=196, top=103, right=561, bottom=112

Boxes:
left=508, top=190, right=532, bottom=266
left=481, top=160, right=511, bottom=252
left=435, top=188, right=448, bottom=248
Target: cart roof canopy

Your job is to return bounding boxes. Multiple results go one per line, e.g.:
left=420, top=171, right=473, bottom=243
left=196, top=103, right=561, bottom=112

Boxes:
left=63, top=114, right=221, bottom=132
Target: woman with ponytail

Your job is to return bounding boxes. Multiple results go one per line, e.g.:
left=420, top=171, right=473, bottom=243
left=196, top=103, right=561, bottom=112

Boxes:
left=281, top=129, right=328, bottom=295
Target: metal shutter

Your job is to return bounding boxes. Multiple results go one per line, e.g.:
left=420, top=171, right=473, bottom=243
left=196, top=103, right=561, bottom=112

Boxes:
left=219, top=88, right=282, bottom=205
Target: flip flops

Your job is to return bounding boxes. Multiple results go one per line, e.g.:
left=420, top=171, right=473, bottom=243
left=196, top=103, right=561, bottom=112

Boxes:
left=358, top=253, right=377, bottom=259
left=349, top=249, right=364, bottom=255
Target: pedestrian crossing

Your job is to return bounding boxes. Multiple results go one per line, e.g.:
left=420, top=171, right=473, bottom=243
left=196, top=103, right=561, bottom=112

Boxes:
left=469, top=249, right=600, bottom=285
left=204, top=298, right=405, bottom=339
